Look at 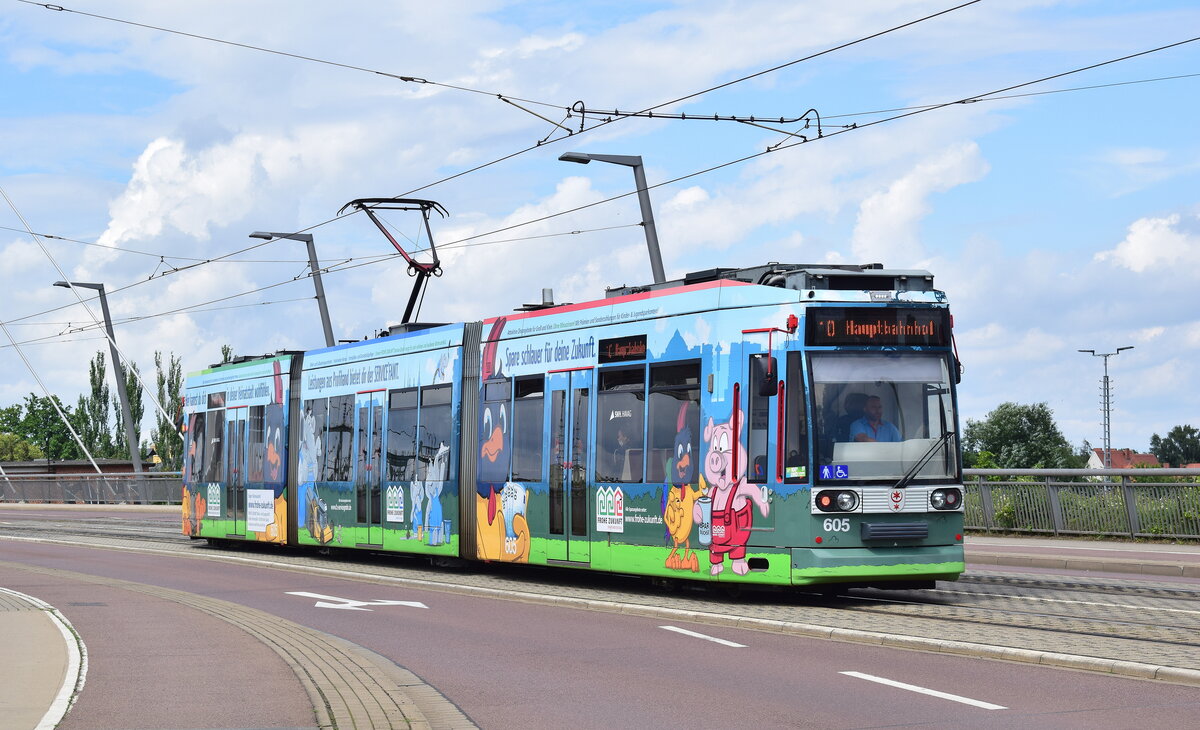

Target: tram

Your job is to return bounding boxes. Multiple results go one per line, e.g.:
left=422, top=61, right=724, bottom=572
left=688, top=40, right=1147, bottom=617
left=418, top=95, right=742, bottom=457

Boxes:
left=182, top=262, right=965, bottom=587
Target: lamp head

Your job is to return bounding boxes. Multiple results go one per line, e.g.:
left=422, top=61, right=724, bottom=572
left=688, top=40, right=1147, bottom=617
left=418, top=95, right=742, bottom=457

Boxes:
left=249, top=231, right=274, bottom=240
left=1117, top=346, right=1134, bottom=353
left=558, top=152, right=592, bottom=164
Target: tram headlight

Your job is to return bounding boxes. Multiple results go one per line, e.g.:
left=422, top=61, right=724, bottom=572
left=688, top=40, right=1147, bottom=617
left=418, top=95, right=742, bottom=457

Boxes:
left=930, top=488, right=962, bottom=511
left=816, top=490, right=858, bottom=512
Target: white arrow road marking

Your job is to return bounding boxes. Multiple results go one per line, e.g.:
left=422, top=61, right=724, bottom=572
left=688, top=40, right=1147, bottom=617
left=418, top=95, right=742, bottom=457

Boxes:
left=286, top=591, right=428, bottom=610
left=840, top=672, right=1007, bottom=710
left=659, top=625, right=746, bottom=647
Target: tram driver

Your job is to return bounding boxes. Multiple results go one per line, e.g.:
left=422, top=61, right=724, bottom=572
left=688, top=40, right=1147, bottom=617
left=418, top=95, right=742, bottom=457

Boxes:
left=849, top=395, right=902, bottom=443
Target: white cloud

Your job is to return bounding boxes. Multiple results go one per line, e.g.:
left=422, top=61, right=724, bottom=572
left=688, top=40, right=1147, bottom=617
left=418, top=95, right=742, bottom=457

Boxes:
left=1095, top=214, right=1200, bottom=272
left=851, top=142, right=989, bottom=265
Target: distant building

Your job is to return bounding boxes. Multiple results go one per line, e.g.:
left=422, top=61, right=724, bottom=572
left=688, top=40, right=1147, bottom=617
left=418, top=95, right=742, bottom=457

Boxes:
left=0, top=459, right=155, bottom=475
left=1086, top=448, right=1160, bottom=469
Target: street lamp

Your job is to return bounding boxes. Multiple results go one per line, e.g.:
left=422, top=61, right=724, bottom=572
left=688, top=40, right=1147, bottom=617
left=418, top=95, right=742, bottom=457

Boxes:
left=558, top=151, right=666, bottom=284
left=250, top=231, right=335, bottom=347
left=53, top=280, right=142, bottom=474
left=1078, top=346, right=1134, bottom=468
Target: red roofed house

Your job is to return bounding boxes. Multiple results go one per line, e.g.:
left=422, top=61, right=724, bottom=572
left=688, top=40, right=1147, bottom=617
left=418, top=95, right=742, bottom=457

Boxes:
left=1086, top=448, right=1161, bottom=469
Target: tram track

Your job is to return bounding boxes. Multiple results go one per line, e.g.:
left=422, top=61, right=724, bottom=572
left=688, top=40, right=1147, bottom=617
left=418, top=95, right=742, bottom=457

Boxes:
left=4, top=514, right=1200, bottom=674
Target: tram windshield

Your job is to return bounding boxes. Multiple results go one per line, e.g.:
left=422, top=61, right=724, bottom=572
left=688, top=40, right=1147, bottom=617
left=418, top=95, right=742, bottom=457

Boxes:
left=810, top=352, right=958, bottom=482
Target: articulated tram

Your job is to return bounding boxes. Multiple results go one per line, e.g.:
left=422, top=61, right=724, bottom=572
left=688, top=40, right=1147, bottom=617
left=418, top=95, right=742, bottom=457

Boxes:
left=182, top=263, right=965, bottom=587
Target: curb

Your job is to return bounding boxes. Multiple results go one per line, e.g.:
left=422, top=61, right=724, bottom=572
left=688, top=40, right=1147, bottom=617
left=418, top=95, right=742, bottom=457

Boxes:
left=8, top=534, right=1199, bottom=690
left=967, top=551, right=1200, bottom=579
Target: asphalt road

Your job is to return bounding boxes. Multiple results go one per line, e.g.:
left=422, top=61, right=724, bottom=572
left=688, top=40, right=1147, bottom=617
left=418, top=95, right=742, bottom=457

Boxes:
left=4, top=535, right=1200, bottom=729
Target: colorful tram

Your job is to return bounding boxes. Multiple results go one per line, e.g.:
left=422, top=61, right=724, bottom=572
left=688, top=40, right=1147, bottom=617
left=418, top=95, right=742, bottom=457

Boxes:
left=182, top=263, right=965, bottom=587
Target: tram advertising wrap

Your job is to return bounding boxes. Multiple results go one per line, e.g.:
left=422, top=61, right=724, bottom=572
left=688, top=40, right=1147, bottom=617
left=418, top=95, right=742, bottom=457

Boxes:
left=183, top=263, right=966, bottom=589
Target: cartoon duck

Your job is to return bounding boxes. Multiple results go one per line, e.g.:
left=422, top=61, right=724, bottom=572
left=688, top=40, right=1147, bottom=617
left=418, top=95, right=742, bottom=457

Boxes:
left=662, top=403, right=703, bottom=571
left=474, top=317, right=531, bottom=561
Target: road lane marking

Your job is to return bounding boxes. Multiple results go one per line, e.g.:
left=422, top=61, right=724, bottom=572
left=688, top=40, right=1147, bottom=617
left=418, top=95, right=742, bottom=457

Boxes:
left=933, top=589, right=1200, bottom=616
left=286, top=591, right=428, bottom=610
left=659, top=625, right=746, bottom=647
left=840, top=671, right=1006, bottom=710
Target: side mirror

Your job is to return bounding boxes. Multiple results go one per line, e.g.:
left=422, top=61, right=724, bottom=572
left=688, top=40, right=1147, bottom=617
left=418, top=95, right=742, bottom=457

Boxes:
left=751, top=354, right=778, bottom=397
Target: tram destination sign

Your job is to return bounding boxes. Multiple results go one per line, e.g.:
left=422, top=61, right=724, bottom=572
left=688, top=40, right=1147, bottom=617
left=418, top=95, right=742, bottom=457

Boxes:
left=806, top=307, right=950, bottom=347
left=598, top=334, right=648, bottom=364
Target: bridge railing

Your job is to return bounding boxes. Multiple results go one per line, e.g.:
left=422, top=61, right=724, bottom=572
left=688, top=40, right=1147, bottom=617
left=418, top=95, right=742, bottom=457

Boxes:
left=964, top=468, right=1200, bottom=539
left=0, top=473, right=183, bottom=505
left=5, top=469, right=1200, bottom=539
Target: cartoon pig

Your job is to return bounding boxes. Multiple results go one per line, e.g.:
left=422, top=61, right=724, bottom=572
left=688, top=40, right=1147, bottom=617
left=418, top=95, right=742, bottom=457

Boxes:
left=694, top=410, right=770, bottom=576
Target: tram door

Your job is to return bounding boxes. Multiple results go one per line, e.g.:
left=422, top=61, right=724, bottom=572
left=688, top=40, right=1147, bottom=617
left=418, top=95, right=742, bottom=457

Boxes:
left=547, top=370, right=592, bottom=563
left=226, top=407, right=248, bottom=536
left=741, top=337, right=780, bottom=533
left=356, top=391, right=385, bottom=546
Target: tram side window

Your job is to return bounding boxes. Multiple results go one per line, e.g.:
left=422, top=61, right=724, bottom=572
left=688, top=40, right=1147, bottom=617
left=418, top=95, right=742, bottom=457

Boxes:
left=481, top=379, right=512, bottom=479
left=419, top=384, right=453, bottom=481
left=646, top=363, right=700, bottom=485
left=784, top=352, right=808, bottom=482
left=186, top=412, right=205, bottom=482
left=324, top=395, right=354, bottom=481
left=203, top=410, right=225, bottom=482
left=511, top=377, right=544, bottom=482
left=597, top=368, right=645, bottom=483
left=387, top=389, right=418, bottom=482
left=747, top=355, right=773, bottom=484
left=248, top=405, right=265, bottom=482
left=262, top=403, right=285, bottom=485
left=302, top=398, right=327, bottom=481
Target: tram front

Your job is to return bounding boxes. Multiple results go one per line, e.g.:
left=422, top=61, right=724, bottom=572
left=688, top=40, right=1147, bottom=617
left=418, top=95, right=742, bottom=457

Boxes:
left=797, top=305, right=964, bottom=587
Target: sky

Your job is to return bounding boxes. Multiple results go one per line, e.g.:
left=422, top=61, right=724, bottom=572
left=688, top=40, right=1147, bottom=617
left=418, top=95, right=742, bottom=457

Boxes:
left=2, top=0, right=1199, bottom=455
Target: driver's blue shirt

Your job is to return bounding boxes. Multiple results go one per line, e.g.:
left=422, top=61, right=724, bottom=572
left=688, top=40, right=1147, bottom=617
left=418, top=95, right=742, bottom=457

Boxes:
left=849, top=417, right=901, bottom=443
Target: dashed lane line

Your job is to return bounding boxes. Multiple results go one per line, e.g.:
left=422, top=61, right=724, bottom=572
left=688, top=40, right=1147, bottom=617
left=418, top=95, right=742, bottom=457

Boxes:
left=839, top=671, right=1007, bottom=710
left=659, top=625, right=746, bottom=647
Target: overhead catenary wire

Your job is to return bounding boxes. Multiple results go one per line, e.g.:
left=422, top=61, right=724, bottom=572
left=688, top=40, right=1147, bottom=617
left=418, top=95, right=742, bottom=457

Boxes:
left=18, top=0, right=565, bottom=110
left=8, top=8, right=1198, bottom=355
left=0, top=183, right=181, bottom=437
left=6, top=33, right=1198, bottom=354
left=5, top=0, right=990, bottom=319
left=0, top=316, right=104, bottom=472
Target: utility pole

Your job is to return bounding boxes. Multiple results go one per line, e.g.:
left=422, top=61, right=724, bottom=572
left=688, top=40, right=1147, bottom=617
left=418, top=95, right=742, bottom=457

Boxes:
left=558, top=151, right=666, bottom=284
left=1078, top=346, right=1134, bottom=468
left=54, top=281, right=142, bottom=475
left=249, top=231, right=335, bottom=347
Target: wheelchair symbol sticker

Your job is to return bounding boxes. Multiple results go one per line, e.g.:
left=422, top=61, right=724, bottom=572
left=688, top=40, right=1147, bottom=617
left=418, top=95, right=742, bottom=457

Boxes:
left=822, top=465, right=850, bottom=480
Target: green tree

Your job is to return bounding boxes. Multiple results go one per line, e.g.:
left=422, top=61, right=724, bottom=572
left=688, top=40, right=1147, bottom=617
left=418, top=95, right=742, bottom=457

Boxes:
left=151, top=350, right=184, bottom=470
left=1149, top=425, right=1200, bottom=467
left=0, top=432, right=44, bottom=461
left=963, top=402, right=1079, bottom=469
left=73, top=351, right=115, bottom=458
left=221, top=344, right=234, bottom=364
left=18, top=393, right=81, bottom=461
left=0, top=404, right=22, bottom=434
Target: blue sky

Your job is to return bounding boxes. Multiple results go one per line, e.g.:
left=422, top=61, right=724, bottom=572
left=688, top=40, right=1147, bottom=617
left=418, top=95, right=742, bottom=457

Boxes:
left=2, top=0, right=1199, bottom=455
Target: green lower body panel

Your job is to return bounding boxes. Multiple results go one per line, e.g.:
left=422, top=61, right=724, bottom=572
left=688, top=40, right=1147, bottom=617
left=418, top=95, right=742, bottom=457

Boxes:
left=791, top=544, right=965, bottom=585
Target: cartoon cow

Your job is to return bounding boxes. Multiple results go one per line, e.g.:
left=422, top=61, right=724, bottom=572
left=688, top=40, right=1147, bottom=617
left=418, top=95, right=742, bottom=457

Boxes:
left=693, top=409, right=769, bottom=576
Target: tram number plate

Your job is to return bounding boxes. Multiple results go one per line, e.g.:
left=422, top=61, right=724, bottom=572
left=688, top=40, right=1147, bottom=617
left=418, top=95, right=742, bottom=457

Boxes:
left=822, top=518, right=850, bottom=532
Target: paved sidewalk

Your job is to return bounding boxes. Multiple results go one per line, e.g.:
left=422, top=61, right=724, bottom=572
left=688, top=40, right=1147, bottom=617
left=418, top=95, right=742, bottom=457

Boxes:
left=0, top=588, right=73, bottom=730
left=966, top=534, right=1200, bottom=578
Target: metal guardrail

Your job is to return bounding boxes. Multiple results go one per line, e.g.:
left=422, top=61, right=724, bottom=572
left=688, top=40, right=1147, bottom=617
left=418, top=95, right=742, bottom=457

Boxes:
left=0, top=473, right=183, bottom=505
left=5, top=469, right=1199, bottom=540
left=964, top=468, right=1200, bottom=539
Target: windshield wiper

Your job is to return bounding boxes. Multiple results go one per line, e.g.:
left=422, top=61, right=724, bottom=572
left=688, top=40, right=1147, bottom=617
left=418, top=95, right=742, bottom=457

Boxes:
left=894, top=431, right=956, bottom=490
